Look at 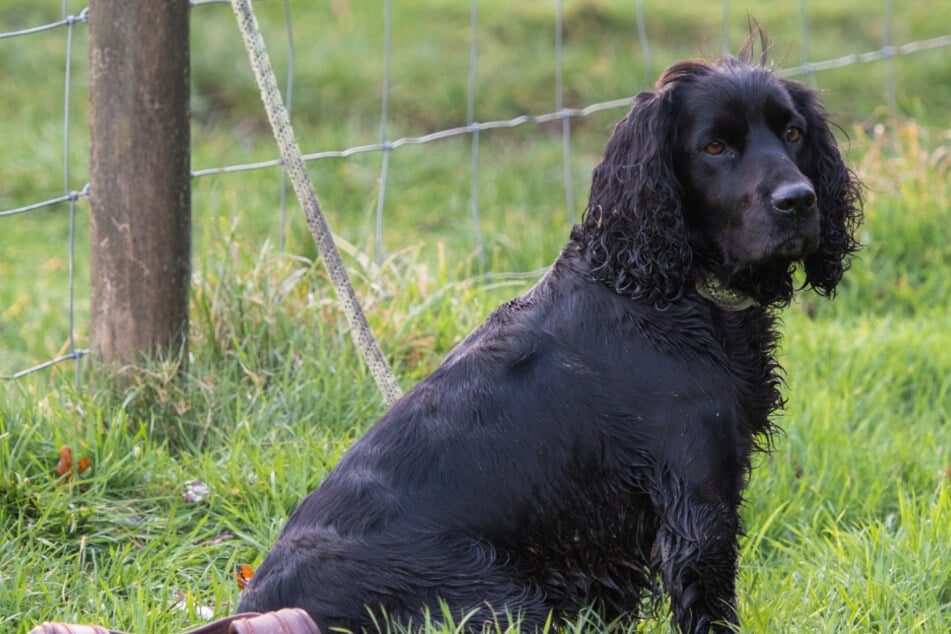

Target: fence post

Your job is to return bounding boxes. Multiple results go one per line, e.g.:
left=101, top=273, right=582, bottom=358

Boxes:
left=88, top=0, right=191, bottom=367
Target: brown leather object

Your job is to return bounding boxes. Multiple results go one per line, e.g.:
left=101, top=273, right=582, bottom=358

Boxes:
left=27, top=609, right=321, bottom=634
left=229, top=609, right=320, bottom=634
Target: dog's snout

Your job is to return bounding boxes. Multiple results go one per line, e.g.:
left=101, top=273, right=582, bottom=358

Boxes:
left=771, top=183, right=817, bottom=215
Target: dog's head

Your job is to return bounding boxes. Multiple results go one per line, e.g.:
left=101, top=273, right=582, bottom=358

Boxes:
left=576, top=39, right=863, bottom=308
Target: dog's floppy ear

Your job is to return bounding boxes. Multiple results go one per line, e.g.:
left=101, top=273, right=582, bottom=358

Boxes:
left=578, top=68, right=704, bottom=306
left=782, top=80, right=864, bottom=297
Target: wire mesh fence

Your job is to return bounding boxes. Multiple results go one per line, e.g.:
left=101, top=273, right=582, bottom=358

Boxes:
left=1, top=0, right=949, bottom=384
left=0, top=5, right=88, bottom=384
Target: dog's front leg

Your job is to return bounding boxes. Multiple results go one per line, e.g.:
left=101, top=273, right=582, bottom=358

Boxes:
left=650, top=481, right=741, bottom=633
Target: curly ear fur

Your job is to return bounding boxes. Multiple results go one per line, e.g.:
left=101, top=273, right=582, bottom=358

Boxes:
left=781, top=80, right=864, bottom=298
left=573, top=81, right=693, bottom=306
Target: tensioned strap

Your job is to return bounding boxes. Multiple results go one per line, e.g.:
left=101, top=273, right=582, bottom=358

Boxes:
left=229, top=0, right=403, bottom=405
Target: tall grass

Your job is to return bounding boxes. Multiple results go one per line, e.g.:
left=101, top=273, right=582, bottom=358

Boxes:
left=2, top=118, right=948, bottom=632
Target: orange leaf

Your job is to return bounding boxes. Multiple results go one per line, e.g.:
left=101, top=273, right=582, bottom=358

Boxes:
left=56, top=446, right=73, bottom=479
left=77, top=456, right=92, bottom=474
left=234, top=564, right=255, bottom=590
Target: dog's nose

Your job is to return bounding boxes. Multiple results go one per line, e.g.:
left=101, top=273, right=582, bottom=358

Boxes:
left=772, top=183, right=817, bottom=215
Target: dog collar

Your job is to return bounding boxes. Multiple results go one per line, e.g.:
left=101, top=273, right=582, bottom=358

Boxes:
left=696, top=276, right=759, bottom=311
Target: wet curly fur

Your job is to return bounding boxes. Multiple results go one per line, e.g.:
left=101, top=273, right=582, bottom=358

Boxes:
left=238, top=40, right=862, bottom=634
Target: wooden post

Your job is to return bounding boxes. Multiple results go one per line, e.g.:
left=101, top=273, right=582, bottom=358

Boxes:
left=88, top=0, right=191, bottom=366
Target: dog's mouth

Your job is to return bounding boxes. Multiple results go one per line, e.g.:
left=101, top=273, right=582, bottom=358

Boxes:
left=723, top=227, right=820, bottom=269
left=773, top=234, right=820, bottom=260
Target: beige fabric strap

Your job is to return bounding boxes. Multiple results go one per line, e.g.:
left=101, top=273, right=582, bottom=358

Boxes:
left=229, top=0, right=403, bottom=405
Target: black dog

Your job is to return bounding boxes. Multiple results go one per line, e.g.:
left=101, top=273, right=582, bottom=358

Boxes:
left=238, top=42, right=862, bottom=633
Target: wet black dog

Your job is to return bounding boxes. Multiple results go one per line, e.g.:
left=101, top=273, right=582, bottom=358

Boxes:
left=238, top=42, right=862, bottom=633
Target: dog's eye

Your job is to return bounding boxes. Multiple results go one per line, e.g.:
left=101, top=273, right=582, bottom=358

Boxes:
left=785, top=126, right=803, bottom=143
left=703, top=140, right=726, bottom=155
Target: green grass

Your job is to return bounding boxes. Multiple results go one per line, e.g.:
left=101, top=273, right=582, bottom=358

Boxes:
left=2, top=1, right=950, bottom=632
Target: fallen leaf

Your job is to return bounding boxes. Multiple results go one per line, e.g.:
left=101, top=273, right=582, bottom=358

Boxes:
left=56, top=446, right=73, bottom=479
left=55, top=446, right=93, bottom=484
left=56, top=445, right=76, bottom=485
left=234, top=564, right=255, bottom=590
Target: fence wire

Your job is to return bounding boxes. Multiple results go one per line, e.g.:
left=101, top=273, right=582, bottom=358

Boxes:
left=466, top=0, right=486, bottom=273
left=0, top=6, right=89, bottom=383
left=2, top=1, right=950, bottom=383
